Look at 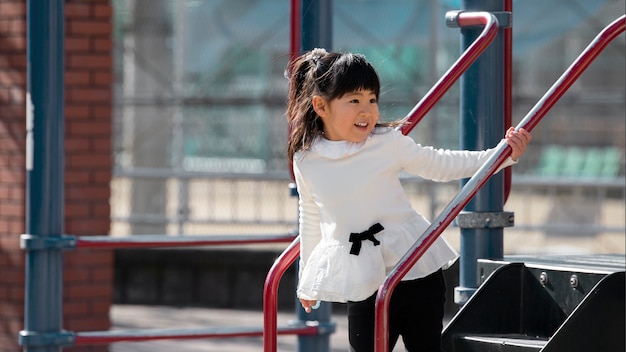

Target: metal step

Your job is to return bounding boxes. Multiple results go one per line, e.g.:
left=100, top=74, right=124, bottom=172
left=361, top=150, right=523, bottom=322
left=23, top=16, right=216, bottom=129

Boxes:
left=443, top=259, right=625, bottom=352
left=477, top=254, right=625, bottom=316
left=454, top=334, right=547, bottom=352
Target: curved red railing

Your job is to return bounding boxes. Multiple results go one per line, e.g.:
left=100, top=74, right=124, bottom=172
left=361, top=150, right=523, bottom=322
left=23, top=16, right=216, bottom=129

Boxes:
left=399, top=11, right=499, bottom=135
left=373, top=14, right=625, bottom=352
left=263, top=10, right=502, bottom=352
left=262, top=237, right=302, bottom=351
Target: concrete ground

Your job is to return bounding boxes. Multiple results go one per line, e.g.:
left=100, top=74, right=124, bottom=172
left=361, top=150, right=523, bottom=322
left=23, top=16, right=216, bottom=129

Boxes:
left=110, top=304, right=409, bottom=352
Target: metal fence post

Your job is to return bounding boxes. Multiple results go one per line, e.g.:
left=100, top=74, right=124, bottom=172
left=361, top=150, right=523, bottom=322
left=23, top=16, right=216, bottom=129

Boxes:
left=455, top=0, right=510, bottom=306
left=19, top=1, right=72, bottom=351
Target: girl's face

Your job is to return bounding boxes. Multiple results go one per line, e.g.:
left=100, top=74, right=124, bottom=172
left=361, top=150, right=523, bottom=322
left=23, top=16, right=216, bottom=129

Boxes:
left=313, top=89, right=379, bottom=143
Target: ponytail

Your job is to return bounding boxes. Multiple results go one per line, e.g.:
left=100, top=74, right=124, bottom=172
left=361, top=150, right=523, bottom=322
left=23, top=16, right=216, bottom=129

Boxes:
left=286, top=49, right=328, bottom=161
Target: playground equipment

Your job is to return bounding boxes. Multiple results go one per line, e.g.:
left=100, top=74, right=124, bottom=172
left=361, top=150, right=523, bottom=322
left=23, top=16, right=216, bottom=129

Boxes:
left=372, top=13, right=626, bottom=352
left=19, top=0, right=624, bottom=351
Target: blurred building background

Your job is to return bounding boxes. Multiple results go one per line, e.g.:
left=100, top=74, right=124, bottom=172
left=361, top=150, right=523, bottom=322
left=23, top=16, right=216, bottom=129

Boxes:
left=109, top=0, right=625, bottom=255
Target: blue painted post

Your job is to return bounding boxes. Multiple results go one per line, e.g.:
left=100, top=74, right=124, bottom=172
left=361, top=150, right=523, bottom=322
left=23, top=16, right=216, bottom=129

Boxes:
left=300, top=0, right=333, bottom=52
left=296, top=1, right=333, bottom=352
left=19, top=0, right=72, bottom=351
left=454, top=0, right=509, bottom=306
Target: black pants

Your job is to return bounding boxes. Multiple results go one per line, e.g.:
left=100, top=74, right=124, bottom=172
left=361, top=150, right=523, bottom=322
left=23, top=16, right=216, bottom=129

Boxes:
left=347, top=269, right=446, bottom=352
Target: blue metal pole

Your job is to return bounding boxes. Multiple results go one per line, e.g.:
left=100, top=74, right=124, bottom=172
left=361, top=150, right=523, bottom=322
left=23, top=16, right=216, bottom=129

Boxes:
left=20, top=0, right=71, bottom=350
left=297, top=2, right=333, bottom=351
left=454, top=0, right=507, bottom=306
left=300, top=0, right=333, bottom=51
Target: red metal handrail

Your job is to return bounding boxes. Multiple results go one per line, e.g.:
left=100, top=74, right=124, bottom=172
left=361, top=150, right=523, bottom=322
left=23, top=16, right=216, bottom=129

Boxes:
left=74, top=322, right=317, bottom=345
left=263, top=237, right=301, bottom=351
left=289, top=0, right=300, bottom=61
left=373, top=14, right=626, bottom=352
left=515, top=15, right=625, bottom=133
left=287, top=0, right=301, bottom=182
left=75, top=233, right=297, bottom=249
left=262, top=9, right=501, bottom=352
left=399, top=11, right=499, bottom=135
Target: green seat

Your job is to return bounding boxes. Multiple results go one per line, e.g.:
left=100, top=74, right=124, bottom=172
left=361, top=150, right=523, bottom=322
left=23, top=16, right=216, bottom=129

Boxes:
left=580, top=148, right=604, bottom=178
left=600, top=147, right=621, bottom=177
left=561, top=147, right=586, bottom=177
left=535, top=145, right=565, bottom=177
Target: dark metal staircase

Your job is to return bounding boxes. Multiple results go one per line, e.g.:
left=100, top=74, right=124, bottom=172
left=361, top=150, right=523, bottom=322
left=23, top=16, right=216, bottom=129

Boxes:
left=442, top=254, right=625, bottom=352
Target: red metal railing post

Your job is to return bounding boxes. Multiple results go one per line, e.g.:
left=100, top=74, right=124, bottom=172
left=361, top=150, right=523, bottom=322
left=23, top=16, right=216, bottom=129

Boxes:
left=287, top=0, right=300, bottom=182
left=263, top=238, right=300, bottom=352
left=74, top=233, right=296, bottom=249
left=289, top=0, right=300, bottom=61
left=373, top=14, right=625, bottom=352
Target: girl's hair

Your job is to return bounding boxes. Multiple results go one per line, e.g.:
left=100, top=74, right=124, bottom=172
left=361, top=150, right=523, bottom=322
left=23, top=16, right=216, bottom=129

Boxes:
left=285, top=49, right=400, bottom=160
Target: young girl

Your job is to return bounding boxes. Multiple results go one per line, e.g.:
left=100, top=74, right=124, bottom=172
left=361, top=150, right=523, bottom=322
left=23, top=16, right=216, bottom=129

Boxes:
left=286, top=48, right=531, bottom=352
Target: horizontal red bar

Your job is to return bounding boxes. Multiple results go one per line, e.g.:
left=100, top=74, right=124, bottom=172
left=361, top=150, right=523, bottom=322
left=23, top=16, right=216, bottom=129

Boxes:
left=74, top=324, right=318, bottom=345
left=75, top=233, right=297, bottom=250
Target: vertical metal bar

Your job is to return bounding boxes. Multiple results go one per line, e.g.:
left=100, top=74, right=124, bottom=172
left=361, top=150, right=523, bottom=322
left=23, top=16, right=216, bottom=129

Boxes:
left=455, top=0, right=506, bottom=306
left=288, top=0, right=301, bottom=183
left=297, top=2, right=332, bottom=352
left=290, top=0, right=301, bottom=59
left=503, top=0, right=513, bottom=203
left=21, top=0, right=65, bottom=351
left=300, top=0, right=332, bottom=51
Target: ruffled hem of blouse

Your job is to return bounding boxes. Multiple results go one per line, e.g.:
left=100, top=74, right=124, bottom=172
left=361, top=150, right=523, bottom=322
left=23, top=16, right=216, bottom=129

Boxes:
left=297, top=215, right=459, bottom=302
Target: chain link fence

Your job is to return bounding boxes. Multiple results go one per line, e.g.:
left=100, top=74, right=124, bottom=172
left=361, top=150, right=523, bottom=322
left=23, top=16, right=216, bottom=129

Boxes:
left=110, top=0, right=625, bottom=254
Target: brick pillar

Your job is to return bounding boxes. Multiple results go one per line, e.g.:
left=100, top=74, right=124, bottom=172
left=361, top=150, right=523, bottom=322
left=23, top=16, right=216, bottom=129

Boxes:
left=63, top=1, right=113, bottom=350
left=0, top=1, right=113, bottom=351
left=0, top=1, right=28, bottom=350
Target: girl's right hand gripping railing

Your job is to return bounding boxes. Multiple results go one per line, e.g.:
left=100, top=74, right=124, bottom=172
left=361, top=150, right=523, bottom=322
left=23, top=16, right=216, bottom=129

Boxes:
left=373, top=14, right=626, bottom=352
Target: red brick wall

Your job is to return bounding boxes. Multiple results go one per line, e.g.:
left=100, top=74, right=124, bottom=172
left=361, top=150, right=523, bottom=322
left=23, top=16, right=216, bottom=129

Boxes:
left=0, top=1, right=113, bottom=351
left=0, top=1, right=28, bottom=350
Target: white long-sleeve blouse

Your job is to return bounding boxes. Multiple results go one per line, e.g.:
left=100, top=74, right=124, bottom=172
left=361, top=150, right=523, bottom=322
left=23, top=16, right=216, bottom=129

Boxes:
left=293, top=127, right=514, bottom=303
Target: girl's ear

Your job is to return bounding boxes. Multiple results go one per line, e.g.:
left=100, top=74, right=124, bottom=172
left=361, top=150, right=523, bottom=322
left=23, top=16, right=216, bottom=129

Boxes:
left=312, top=95, right=327, bottom=118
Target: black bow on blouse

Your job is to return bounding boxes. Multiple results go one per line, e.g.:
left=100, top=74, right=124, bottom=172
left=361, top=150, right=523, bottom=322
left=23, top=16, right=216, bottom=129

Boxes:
left=349, top=223, right=384, bottom=255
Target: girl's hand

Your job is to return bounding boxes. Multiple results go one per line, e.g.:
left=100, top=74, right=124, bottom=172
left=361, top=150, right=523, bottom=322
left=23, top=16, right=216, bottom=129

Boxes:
left=505, top=127, right=532, bottom=161
left=299, top=298, right=318, bottom=313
